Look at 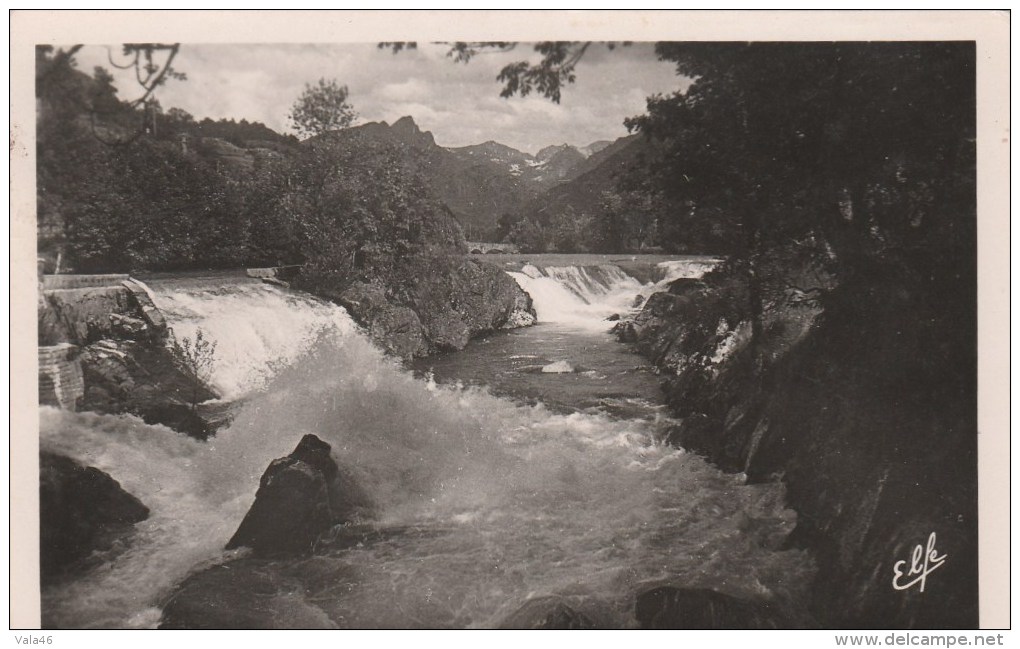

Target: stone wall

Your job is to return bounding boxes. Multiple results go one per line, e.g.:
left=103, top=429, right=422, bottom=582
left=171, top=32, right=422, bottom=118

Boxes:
left=42, top=274, right=131, bottom=290
left=38, top=344, right=84, bottom=410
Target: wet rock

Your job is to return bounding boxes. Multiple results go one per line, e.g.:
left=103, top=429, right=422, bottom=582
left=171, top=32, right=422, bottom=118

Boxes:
left=137, top=403, right=213, bottom=440
left=335, top=281, right=429, bottom=359
left=409, top=259, right=536, bottom=351
left=39, top=452, right=149, bottom=581
left=79, top=339, right=218, bottom=439
left=304, top=258, right=535, bottom=360
left=499, top=596, right=596, bottom=629
left=631, top=294, right=646, bottom=309
left=667, top=277, right=708, bottom=296
left=605, top=313, right=621, bottom=321
left=635, top=587, right=791, bottom=629
left=612, top=320, right=638, bottom=343
left=226, top=435, right=355, bottom=557
left=109, top=313, right=148, bottom=337
left=159, top=558, right=342, bottom=629
left=41, top=286, right=137, bottom=346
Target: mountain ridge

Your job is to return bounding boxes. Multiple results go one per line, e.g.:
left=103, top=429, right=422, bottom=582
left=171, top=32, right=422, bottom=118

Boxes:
left=328, top=115, right=635, bottom=239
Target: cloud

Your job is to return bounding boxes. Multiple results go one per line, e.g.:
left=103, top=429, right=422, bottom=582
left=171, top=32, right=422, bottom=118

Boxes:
left=71, top=42, right=685, bottom=154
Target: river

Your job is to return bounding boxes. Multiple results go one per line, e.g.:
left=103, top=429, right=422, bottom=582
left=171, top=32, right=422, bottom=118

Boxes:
left=39, top=255, right=813, bottom=628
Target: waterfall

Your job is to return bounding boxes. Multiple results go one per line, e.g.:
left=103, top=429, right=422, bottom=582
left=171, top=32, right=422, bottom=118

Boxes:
left=139, top=277, right=358, bottom=400
left=508, top=258, right=720, bottom=329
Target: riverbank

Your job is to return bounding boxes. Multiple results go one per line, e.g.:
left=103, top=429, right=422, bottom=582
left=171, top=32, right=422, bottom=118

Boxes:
left=612, top=262, right=978, bottom=628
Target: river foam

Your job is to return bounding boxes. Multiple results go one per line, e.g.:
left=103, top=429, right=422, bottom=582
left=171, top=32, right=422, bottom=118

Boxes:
left=40, top=270, right=811, bottom=629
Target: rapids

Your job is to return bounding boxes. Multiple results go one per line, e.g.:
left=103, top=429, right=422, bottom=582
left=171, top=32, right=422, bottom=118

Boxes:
left=39, top=260, right=813, bottom=629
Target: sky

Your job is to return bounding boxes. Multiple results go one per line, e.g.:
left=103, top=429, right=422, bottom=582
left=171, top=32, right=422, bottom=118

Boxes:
left=73, top=42, right=686, bottom=154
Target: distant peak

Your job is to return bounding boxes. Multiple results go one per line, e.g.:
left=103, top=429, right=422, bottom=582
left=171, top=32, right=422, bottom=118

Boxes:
left=391, top=115, right=419, bottom=132
left=388, top=115, right=435, bottom=148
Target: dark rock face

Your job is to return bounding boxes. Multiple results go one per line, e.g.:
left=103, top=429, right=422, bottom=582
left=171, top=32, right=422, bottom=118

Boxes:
left=617, top=265, right=978, bottom=628
left=411, top=259, right=535, bottom=352
left=39, top=280, right=218, bottom=438
left=137, top=403, right=213, bottom=440
left=316, top=258, right=535, bottom=360
left=335, top=281, right=429, bottom=358
left=635, top=587, right=790, bottom=629
left=226, top=435, right=362, bottom=557
left=40, top=287, right=137, bottom=346
left=39, top=452, right=149, bottom=581
left=499, top=596, right=597, bottom=629
left=79, top=339, right=216, bottom=439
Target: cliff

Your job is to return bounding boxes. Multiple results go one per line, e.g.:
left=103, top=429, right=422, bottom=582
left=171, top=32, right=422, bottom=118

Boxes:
left=615, top=265, right=978, bottom=628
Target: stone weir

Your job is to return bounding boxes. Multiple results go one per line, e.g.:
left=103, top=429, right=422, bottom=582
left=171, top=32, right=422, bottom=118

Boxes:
left=36, top=272, right=256, bottom=437
left=38, top=275, right=167, bottom=411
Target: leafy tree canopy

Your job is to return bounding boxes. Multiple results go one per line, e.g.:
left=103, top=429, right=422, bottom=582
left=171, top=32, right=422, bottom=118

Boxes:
left=289, top=78, right=358, bottom=139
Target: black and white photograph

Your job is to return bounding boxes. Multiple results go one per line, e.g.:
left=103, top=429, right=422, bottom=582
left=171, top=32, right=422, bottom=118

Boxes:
left=11, top=10, right=1010, bottom=634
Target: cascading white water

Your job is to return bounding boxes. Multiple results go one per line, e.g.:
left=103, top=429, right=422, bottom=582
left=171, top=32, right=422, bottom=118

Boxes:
left=656, top=258, right=723, bottom=281
left=508, top=258, right=720, bottom=329
left=40, top=269, right=811, bottom=629
left=507, top=264, right=643, bottom=329
left=139, top=278, right=358, bottom=400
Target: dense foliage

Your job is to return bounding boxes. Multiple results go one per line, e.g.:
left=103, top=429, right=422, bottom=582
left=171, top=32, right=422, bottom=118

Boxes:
left=629, top=42, right=975, bottom=283
left=628, top=42, right=976, bottom=364
left=36, top=48, right=463, bottom=281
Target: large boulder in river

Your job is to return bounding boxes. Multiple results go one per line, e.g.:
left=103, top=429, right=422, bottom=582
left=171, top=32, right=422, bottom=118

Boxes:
left=635, top=586, right=791, bottom=629
left=301, top=258, right=535, bottom=360
left=334, top=280, right=429, bottom=359
left=410, top=259, right=535, bottom=351
left=226, top=435, right=364, bottom=557
left=39, top=452, right=149, bottom=581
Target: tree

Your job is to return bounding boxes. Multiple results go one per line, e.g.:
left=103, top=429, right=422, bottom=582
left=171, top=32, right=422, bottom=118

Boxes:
left=287, top=130, right=464, bottom=293
left=167, top=329, right=218, bottom=410
left=289, top=78, right=358, bottom=139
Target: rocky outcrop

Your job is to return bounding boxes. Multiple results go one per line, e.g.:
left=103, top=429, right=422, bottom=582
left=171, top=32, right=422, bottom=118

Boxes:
left=162, top=436, right=369, bottom=628
left=39, top=452, right=149, bottom=582
left=311, top=258, right=535, bottom=360
left=40, top=286, right=138, bottom=346
left=226, top=435, right=367, bottom=557
left=616, top=266, right=978, bottom=628
left=39, top=277, right=217, bottom=438
left=333, top=281, right=429, bottom=358
left=409, top=258, right=535, bottom=351
left=499, top=596, right=597, bottom=629
left=635, top=587, right=791, bottom=629
left=79, top=338, right=216, bottom=439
